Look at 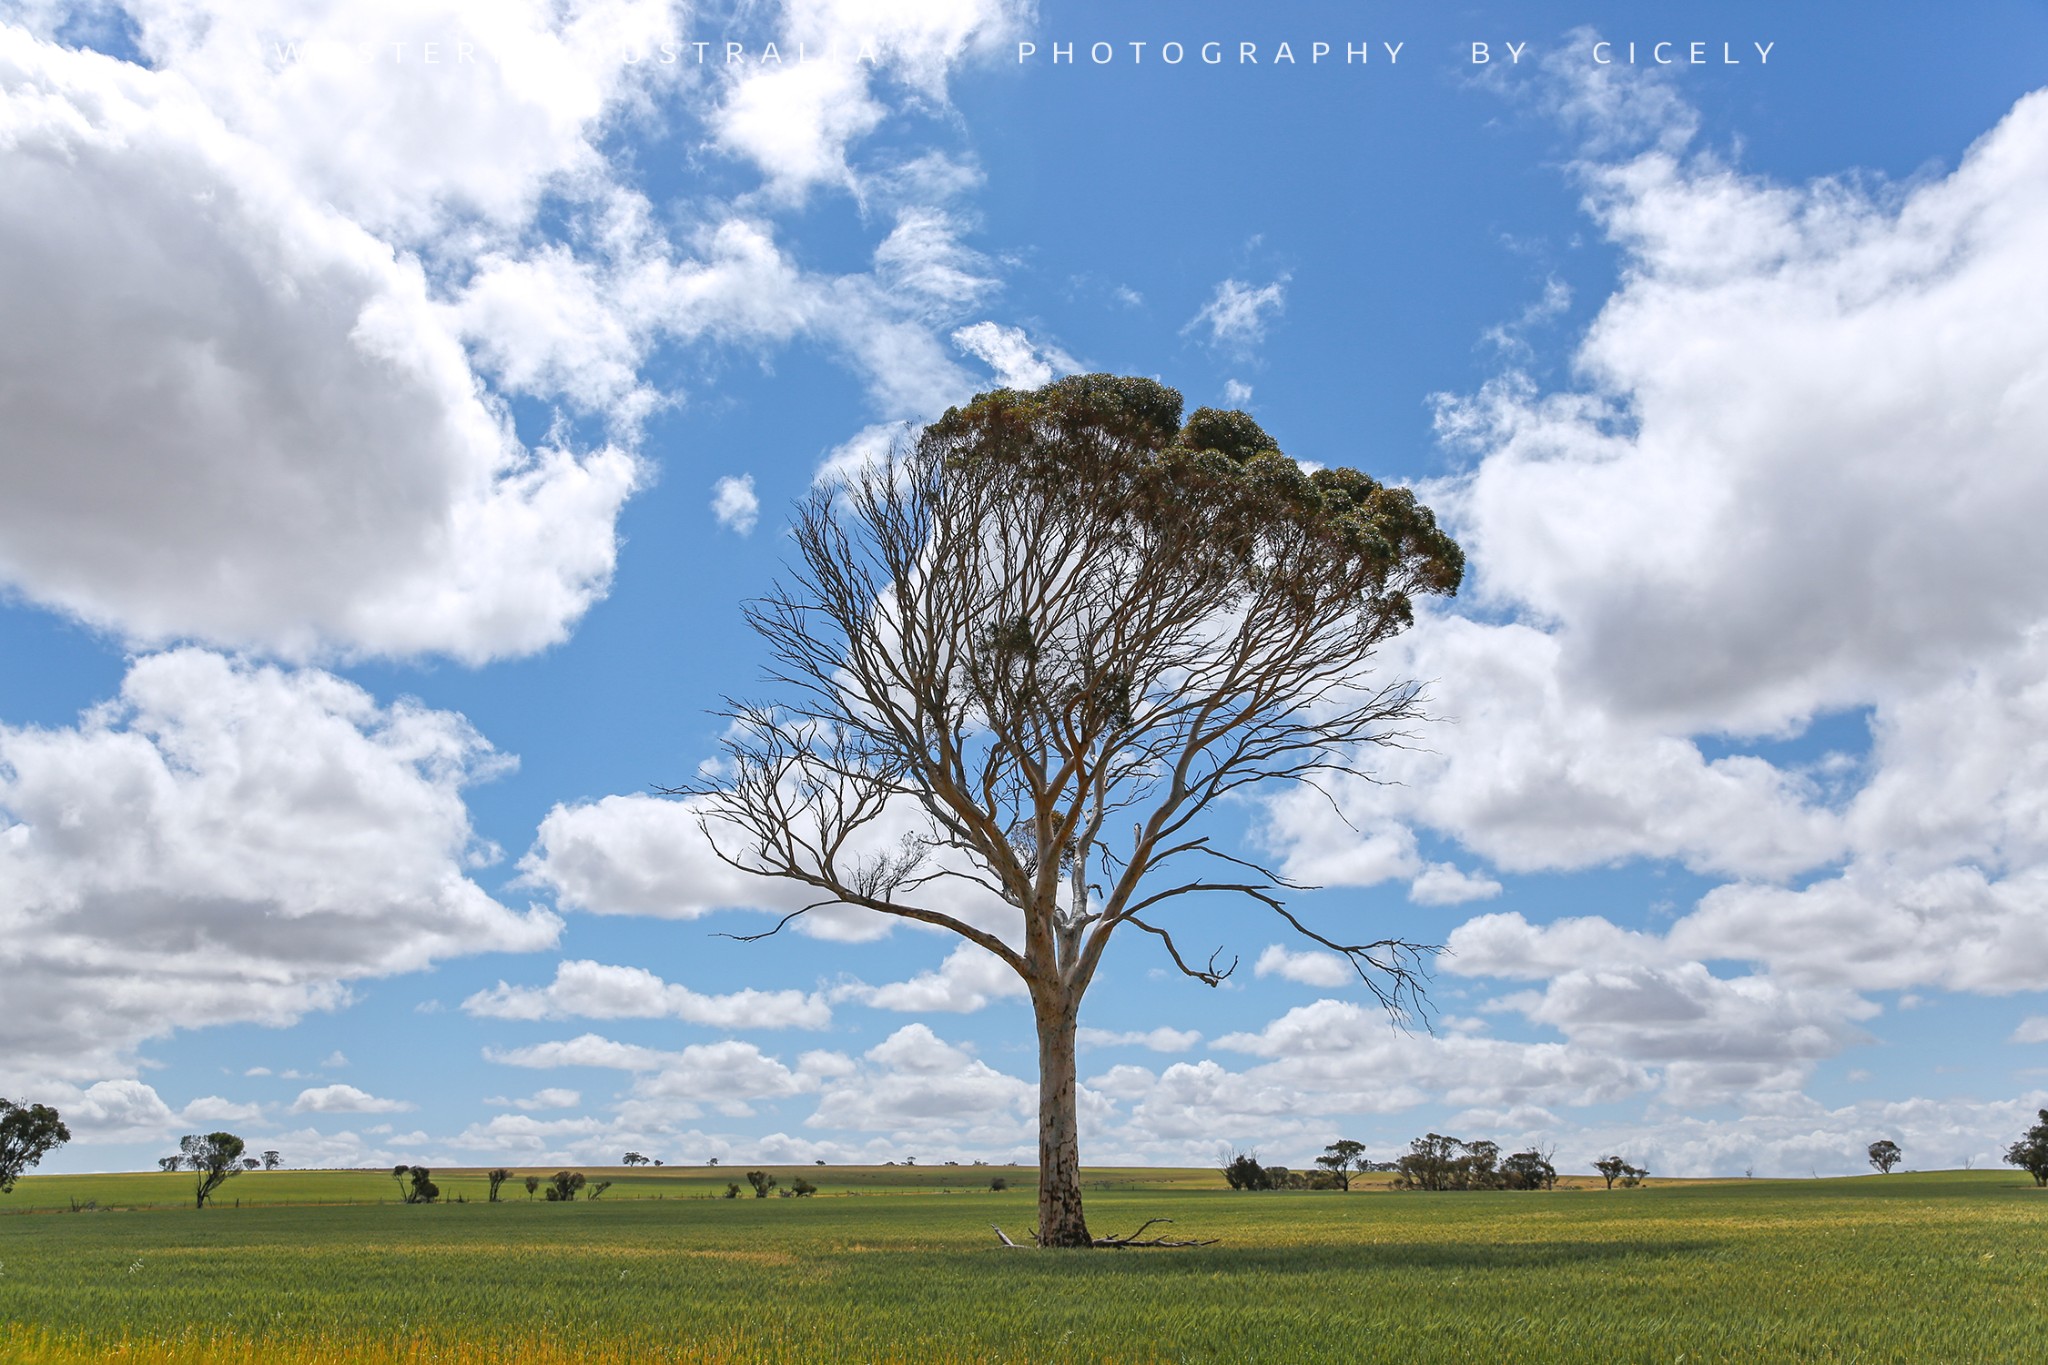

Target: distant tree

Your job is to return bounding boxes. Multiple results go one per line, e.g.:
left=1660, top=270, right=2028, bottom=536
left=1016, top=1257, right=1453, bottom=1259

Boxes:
left=157, top=1156, right=182, bottom=1174
left=791, top=1177, right=818, bottom=1197
left=1395, top=1134, right=1464, bottom=1192
left=585, top=1180, right=612, bottom=1200
left=0, top=1099, right=72, bottom=1194
left=524, top=1175, right=540, bottom=1201
left=990, top=1176, right=1009, bottom=1192
left=262, top=1150, right=281, bottom=1172
left=654, top=1159, right=665, bottom=1167
left=240, top=1157, right=260, bottom=1171
left=1222, top=1152, right=1273, bottom=1191
left=181, top=1132, right=246, bottom=1209
left=1594, top=1156, right=1631, bottom=1191
left=546, top=1170, right=586, bottom=1202
left=2004, top=1109, right=2048, bottom=1186
left=746, top=1170, right=778, bottom=1198
left=724, top=1182, right=741, bottom=1199
left=1618, top=1162, right=1649, bottom=1188
left=487, top=1169, right=513, bottom=1202
left=1316, top=1139, right=1368, bottom=1192
left=1867, top=1139, right=1903, bottom=1175
left=622, top=1152, right=648, bottom=1167
left=689, top=377, right=1462, bottom=1246
left=707, top=1157, right=719, bottom=1167
left=392, top=1165, right=438, bottom=1204
left=1500, top=1150, right=1558, bottom=1191
left=1460, top=1140, right=1503, bottom=1188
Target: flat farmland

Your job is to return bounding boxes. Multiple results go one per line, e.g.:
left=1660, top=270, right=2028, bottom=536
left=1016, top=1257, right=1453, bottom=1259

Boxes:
left=1, top=1168, right=2041, bottom=1362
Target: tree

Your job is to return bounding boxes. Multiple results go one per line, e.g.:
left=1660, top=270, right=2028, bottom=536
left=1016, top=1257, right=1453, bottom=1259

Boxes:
left=622, top=1151, right=648, bottom=1166
left=393, top=1165, right=439, bottom=1204
left=157, top=1156, right=181, bottom=1174
left=746, top=1170, right=778, bottom=1198
left=1501, top=1150, right=1557, bottom=1191
left=1867, top=1139, right=1903, bottom=1175
left=546, top=1170, right=585, bottom=1201
left=791, top=1176, right=818, bottom=1197
left=1221, top=1152, right=1274, bottom=1191
left=262, top=1150, right=281, bottom=1172
left=487, top=1169, right=513, bottom=1202
left=1316, top=1139, right=1367, bottom=1192
left=1395, top=1134, right=1465, bottom=1192
left=524, top=1175, right=540, bottom=1201
left=240, top=1158, right=260, bottom=1171
left=181, top=1132, right=245, bottom=1209
left=1594, top=1156, right=1629, bottom=1191
left=2004, top=1109, right=2048, bottom=1186
left=0, top=1099, right=71, bottom=1194
left=689, top=375, right=1463, bottom=1246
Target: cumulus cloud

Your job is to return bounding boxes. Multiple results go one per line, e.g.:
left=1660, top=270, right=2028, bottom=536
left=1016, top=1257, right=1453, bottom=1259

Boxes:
left=1184, top=276, right=1288, bottom=353
left=463, top=960, right=830, bottom=1029
left=708, top=0, right=1029, bottom=202
left=484, top=1088, right=583, bottom=1111
left=833, top=943, right=1026, bottom=1013
left=523, top=790, right=1016, bottom=943
left=0, top=31, right=641, bottom=662
left=178, top=1096, right=265, bottom=1125
left=951, top=321, right=1078, bottom=390
left=711, top=475, right=763, bottom=535
left=1253, top=944, right=1355, bottom=989
left=807, top=1023, right=1039, bottom=1145
left=290, top=1084, right=415, bottom=1115
left=1259, top=89, right=2048, bottom=1089
left=1408, top=862, right=1504, bottom=906
left=0, top=650, right=559, bottom=1083
left=1077, top=1026, right=1202, bottom=1053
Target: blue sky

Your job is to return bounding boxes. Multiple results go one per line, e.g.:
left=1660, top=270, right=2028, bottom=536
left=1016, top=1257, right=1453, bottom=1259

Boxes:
left=4, top=0, right=2048, bottom=1180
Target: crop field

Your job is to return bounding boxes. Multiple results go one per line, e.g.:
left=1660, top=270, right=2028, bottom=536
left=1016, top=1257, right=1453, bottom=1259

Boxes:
left=1, top=1167, right=2043, bottom=1362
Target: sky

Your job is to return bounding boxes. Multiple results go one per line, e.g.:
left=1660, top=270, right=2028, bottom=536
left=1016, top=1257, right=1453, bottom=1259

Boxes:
left=3, top=0, right=2048, bottom=1181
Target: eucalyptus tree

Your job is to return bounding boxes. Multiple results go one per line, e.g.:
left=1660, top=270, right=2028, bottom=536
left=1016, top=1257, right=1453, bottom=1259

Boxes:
left=690, top=374, right=1463, bottom=1247
left=0, top=1098, right=70, bottom=1193
left=181, top=1132, right=245, bottom=1208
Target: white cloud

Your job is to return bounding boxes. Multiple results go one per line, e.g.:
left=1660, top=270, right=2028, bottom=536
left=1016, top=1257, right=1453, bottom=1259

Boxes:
left=1077, top=1026, right=1202, bottom=1053
left=834, top=942, right=1026, bottom=1013
left=1408, top=862, right=1504, bottom=906
left=0, top=650, right=559, bottom=1083
left=47, top=1080, right=181, bottom=1143
left=1439, top=91, right=2048, bottom=736
left=708, top=0, right=1028, bottom=203
left=1184, top=276, right=1288, bottom=353
left=484, top=1033, right=681, bottom=1072
left=290, top=1084, right=415, bottom=1115
left=1253, top=944, right=1355, bottom=989
left=178, top=1095, right=264, bottom=1125
left=0, top=31, right=641, bottom=662
left=484, top=1088, right=583, bottom=1111
left=322, top=1052, right=349, bottom=1069
left=463, top=960, right=831, bottom=1029
left=2014, top=1018, right=2048, bottom=1044
left=711, top=475, right=763, bottom=536
left=523, top=790, right=1016, bottom=943
left=806, top=1023, right=1038, bottom=1144
left=104, top=0, right=681, bottom=241
left=1222, top=379, right=1253, bottom=405
left=951, top=321, right=1077, bottom=390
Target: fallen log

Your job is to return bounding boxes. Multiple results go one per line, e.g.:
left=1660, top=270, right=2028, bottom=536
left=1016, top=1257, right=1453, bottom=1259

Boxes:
left=990, top=1218, right=1218, bottom=1249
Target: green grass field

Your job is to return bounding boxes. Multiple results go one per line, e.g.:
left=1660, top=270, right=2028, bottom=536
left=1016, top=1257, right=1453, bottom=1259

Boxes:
left=2, top=1167, right=2043, bottom=1362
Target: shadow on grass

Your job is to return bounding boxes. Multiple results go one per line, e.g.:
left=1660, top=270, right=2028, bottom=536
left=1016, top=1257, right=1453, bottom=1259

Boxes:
left=970, top=1237, right=1716, bottom=1278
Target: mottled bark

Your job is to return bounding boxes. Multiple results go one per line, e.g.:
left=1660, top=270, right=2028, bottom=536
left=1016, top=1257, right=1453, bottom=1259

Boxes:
left=1034, top=991, right=1090, bottom=1248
